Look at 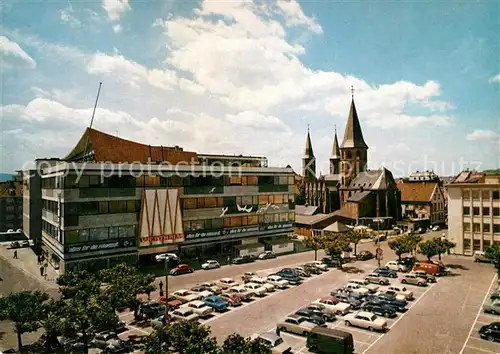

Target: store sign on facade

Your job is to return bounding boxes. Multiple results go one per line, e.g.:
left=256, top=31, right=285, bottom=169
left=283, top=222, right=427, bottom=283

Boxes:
left=139, top=189, right=185, bottom=247
left=65, top=238, right=136, bottom=253
left=185, top=221, right=294, bottom=240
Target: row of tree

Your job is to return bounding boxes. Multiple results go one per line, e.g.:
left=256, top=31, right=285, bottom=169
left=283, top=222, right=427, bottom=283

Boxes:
left=0, top=264, right=271, bottom=353
left=389, top=234, right=456, bottom=261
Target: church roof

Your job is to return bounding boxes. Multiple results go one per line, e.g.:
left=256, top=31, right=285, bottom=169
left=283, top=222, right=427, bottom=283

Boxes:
left=347, top=190, right=371, bottom=202
left=304, top=130, right=314, bottom=158
left=348, top=168, right=397, bottom=190
left=340, top=99, right=368, bottom=149
left=331, top=129, right=341, bottom=159
left=295, top=205, right=319, bottom=216
left=323, top=221, right=350, bottom=232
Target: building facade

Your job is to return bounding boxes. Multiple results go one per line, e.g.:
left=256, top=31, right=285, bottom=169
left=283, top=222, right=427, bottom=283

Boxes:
left=398, top=181, right=446, bottom=227
left=34, top=128, right=295, bottom=273
left=0, top=176, right=23, bottom=232
left=446, top=170, right=500, bottom=255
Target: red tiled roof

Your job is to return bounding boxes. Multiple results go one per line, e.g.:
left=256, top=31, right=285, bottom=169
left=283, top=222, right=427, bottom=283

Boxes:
left=66, top=128, right=198, bottom=164
left=397, top=183, right=436, bottom=203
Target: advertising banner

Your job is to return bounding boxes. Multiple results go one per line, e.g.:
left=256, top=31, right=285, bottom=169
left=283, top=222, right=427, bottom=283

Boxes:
left=185, top=221, right=294, bottom=240
left=64, top=238, right=136, bottom=253
left=139, top=189, right=184, bottom=247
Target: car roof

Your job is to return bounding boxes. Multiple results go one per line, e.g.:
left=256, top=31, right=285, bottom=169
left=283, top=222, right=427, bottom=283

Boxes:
left=205, top=296, right=220, bottom=301
left=356, top=311, right=375, bottom=317
left=220, top=277, right=234, bottom=281
left=175, top=307, right=192, bottom=314
left=258, top=332, right=280, bottom=342
left=310, top=327, right=353, bottom=339
left=320, top=296, right=336, bottom=301
left=189, top=300, right=204, bottom=306
left=175, top=289, right=189, bottom=293
left=286, top=314, right=303, bottom=320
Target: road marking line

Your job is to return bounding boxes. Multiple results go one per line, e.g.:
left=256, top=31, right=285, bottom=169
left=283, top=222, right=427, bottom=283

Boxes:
left=475, top=320, right=490, bottom=325
left=464, top=345, right=499, bottom=354
left=458, top=273, right=498, bottom=354
left=127, top=324, right=151, bottom=335
left=361, top=282, right=435, bottom=354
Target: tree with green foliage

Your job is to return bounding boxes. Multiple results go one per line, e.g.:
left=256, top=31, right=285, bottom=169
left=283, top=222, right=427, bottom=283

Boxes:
left=41, top=299, right=71, bottom=351
left=303, top=234, right=324, bottom=260
left=485, top=243, right=500, bottom=272
left=346, top=229, right=366, bottom=256
left=99, top=263, right=156, bottom=317
left=418, top=239, right=439, bottom=261
left=434, top=238, right=456, bottom=260
left=388, top=236, right=413, bottom=261
left=324, top=233, right=352, bottom=269
left=0, top=291, right=48, bottom=352
left=407, top=233, right=423, bottom=255
left=220, top=333, right=271, bottom=354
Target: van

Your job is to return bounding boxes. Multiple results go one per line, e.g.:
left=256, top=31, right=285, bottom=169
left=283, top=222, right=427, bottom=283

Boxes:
left=306, top=326, right=354, bottom=354
left=412, top=261, right=447, bottom=276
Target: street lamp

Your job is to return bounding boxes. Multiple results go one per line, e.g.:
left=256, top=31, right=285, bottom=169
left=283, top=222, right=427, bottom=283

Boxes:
left=373, top=218, right=383, bottom=267
left=163, top=257, right=170, bottom=326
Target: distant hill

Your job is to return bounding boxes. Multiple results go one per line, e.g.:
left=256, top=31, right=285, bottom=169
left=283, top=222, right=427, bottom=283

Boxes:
left=0, top=173, right=14, bottom=182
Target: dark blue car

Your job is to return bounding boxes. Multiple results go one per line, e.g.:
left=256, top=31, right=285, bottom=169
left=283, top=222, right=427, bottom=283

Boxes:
left=203, top=296, right=227, bottom=312
left=294, top=309, right=326, bottom=325
left=366, top=295, right=407, bottom=312
left=277, top=269, right=301, bottom=284
left=374, top=267, right=398, bottom=278
left=332, top=292, right=362, bottom=309
left=361, top=302, right=397, bottom=318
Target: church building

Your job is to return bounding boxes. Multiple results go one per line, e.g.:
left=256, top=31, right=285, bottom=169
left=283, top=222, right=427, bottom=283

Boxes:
left=301, top=97, right=401, bottom=228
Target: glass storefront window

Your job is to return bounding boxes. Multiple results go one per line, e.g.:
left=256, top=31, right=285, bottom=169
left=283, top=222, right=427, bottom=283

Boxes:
left=183, top=221, right=191, bottom=231
left=118, top=225, right=136, bottom=238
left=126, top=200, right=136, bottom=213
left=192, top=220, right=204, bottom=230
left=90, top=228, right=109, bottom=241
left=279, top=213, right=288, bottom=222
left=109, top=226, right=119, bottom=239
left=65, top=230, right=79, bottom=244
left=288, top=212, right=295, bottom=221
left=79, top=229, right=89, bottom=242
left=241, top=196, right=253, bottom=205
left=273, top=213, right=280, bottom=222
left=99, top=201, right=109, bottom=214
left=264, top=214, right=273, bottom=223
left=65, top=174, right=78, bottom=188
left=212, top=218, right=223, bottom=228
left=279, top=176, right=288, bottom=185
left=288, top=176, right=294, bottom=185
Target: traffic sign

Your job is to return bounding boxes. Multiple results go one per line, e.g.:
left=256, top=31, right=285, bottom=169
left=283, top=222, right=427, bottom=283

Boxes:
left=376, top=248, right=383, bottom=256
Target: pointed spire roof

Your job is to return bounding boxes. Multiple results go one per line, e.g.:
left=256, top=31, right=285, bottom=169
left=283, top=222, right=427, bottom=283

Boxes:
left=341, top=99, right=368, bottom=149
left=331, top=125, right=341, bottom=159
left=304, top=128, right=314, bottom=158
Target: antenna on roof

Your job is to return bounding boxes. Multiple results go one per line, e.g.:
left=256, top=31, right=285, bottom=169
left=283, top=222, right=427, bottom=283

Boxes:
left=82, top=82, right=102, bottom=162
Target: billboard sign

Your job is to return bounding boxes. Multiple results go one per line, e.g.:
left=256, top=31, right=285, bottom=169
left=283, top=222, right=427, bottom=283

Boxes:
left=65, top=238, right=136, bottom=253
left=139, top=189, right=184, bottom=247
left=185, top=221, right=294, bottom=240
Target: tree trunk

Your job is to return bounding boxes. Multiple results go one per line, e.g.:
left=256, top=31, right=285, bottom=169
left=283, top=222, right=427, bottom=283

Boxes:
left=82, top=328, right=89, bottom=354
left=398, top=253, right=402, bottom=261
left=427, top=256, right=432, bottom=261
left=314, top=249, right=317, bottom=261
left=16, top=331, right=23, bottom=352
left=438, top=253, right=442, bottom=260
left=354, top=243, right=358, bottom=256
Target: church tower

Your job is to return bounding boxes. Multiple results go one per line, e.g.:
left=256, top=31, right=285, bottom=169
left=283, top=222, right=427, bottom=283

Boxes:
left=302, top=127, right=316, bottom=182
left=340, top=96, right=368, bottom=187
left=330, top=126, right=341, bottom=175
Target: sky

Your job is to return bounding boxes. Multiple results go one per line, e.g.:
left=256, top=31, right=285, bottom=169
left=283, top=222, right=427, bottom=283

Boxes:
left=0, top=0, right=499, bottom=177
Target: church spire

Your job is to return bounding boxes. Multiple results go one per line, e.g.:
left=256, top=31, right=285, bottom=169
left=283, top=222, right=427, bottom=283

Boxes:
left=340, top=98, right=368, bottom=149
left=302, top=125, right=316, bottom=181
left=304, top=125, right=314, bottom=158
left=331, top=125, right=340, bottom=159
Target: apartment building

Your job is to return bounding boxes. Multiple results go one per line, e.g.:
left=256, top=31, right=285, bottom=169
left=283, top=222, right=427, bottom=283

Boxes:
left=35, top=128, right=295, bottom=273
left=0, top=177, right=23, bottom=232
left=446, top=170, right=500, bottom=255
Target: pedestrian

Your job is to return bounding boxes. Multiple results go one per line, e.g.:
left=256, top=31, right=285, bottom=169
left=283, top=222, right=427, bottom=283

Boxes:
left=147, top=289, right=151, bottom=300
left=40, top=265, right=44, bottom=277
left=13, top=250, right=18, bottom=259
left=159, top=280, right=164, bottom=297
left=226, top=256, right=230, bottom=265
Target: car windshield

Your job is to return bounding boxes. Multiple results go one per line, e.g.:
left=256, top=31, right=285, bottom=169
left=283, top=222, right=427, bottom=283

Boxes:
left=369, top=314, right=377, bottom=321
left=273, top=338, right=284, bottom=345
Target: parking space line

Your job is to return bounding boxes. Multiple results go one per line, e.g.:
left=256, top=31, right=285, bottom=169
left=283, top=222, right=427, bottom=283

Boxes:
left=458, top=273, right=498, bottom=354
left=127, top=324, right=151, bottom=335
left=464, top=345, right=499, bottom=354
left=361, top=282, right=435, bottom=354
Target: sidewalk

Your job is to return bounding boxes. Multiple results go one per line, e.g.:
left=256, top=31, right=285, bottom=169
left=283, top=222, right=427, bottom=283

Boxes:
left=0, top=245, right=59, bottom=290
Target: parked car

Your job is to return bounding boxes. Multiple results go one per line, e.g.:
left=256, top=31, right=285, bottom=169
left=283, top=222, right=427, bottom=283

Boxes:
left=377, top=290, right=407, bottom=302
left=343, top=311, right=388, bottom=332
left=169, top=264, right=194, bottom=275
left=364, top=273, right=390, bottom=285
left=203, top=296, right=227, bottom=312
left=374, top=267, right=398, bottom=278
left=349, top=279, right=379, bottom=293
left=361, top=302, right=397, bottom=318
left=150, top=316, right=166, bottom=327
left=401, top=273, right=427, bottom=287
left=233, top=255, right=255, bottom=264
left=308, top=261, right=329, bottom=271
left=474, top=251, right=492, bottom=263
left=159, top=295, right=182, bottom=310
left=479, top=322, right=500, bottom=342
left=304, top=304, right=337, bottom=322
left=138, top=300, right=166, bottom=319
left=411, top=270, right=436, bottom=283
left=172, top=289, right=201, bottom=303
left=20, top=240, right=30, bottom=248
left=215, top=278, right=240, bottom=290
left=483, top=299, right=500, bottom=314
left=249, top=276, right=276, bottom=292
left=321, top=257, right=341, bottom=268
left=276, top=270, right=301, bottom=285
left=303, top=264, right=321, bottom=274
left=294, top=309, right=326, bottom=325
left=294, top=267, right=312, bottom=277
left=91, top=332, right=128, bottom=353
left=170, top=307, right=199, bottom=322
left=244, top=283, right=267, bottom=297
left=182, top=300, right=213, bottom=318
left=200, top=282, right=222, bottom=294
left=226, top=286, right=254, bottom=301
left=412, top=261, right=448, bottom=276
left=254, top=332, right=292, bottom=354
left=385, top=261, right=409, bottom=272
left=344, top=283, right=370, bottom=295
left=276, top=315, right=322, bottom=336
left=219, top=293, right=242, bottom=307
left=242, top=272, right=258, bottom=283
left=155, top=253, right=178, bottom=263
left=201, top=260, right=220, bottom=270
left=312, top=297, right=351, bottom=315
left=380, top=285, right=414, bottom=300
left=197, top=290, right=214, bottom=300
left=366, top=295, right=407, bottom=312
left=266, top=275, right=289, bottom=289
left=9, top=241, right=20, bottom=249
left=357, top=250, right=375, bottom=261
left=332, top=292, right=362, bottom=310
left=306, top=327, right=354, bottom=354
left=258, top=251, right=276, bottom=260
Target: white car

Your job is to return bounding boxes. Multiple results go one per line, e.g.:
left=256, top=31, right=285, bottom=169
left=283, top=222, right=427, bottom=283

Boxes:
left=197, top=290, right=214, bottom=300
left=312, top=297, right=351, bottom=316
left=244, top=283, right=267, bottom=297
left=182, top=300, right=213, bottom=318
left=170, top=307, right=199, bottom=322
left=155, top=253, right=178, bottom=263
left=385, top=261, right=408, bottom=272
left=227, top=286, right=254, bottom=301
left=345, top=283, right=370, bottom=295
left=172, top=289, right=202, bottom=303
left=266, top=275, right=289, bottom=289
left=375, top=290, right=406, bottom=302
left=343, top=311, right=388, bottom=332
left=308, top=261, right=328, bottom=271
left=215, top=278, right=240, bottom=290
left=200, top=282, right=222, bottom=294
left=349, top=279, right=379, bottom=293
left=201, top=260, right=220, bottom=270
left=249, top=276, right=275, bottom=292
left=381, top=285, right=414, bottom=300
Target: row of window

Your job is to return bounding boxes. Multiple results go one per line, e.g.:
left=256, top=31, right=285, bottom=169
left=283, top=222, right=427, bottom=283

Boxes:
left=44, top=174, right=295, bottom=190
left=463, top=239, right=500, bottom=251
left=42, top=220, right=58, bottom=239
left=183, top=213, right=295, bottom=232
left=65, top=200, right=140, bottom=216
left=463, top=190, right=500, bottom=200
left=463, top=206, right=500, bottom=217
left=463, top=223, right=500, bottom=233
left=65, top=225, right=136, bottom=244
left=43, top=199, right=58, bottom=214
left=182, top=194, right=294, bottom=210
left=0, top=198, right=22, bottom=205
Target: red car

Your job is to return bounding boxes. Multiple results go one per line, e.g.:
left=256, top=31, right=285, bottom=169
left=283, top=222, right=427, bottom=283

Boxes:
left=318, top=296, right=341, bottom=305
left=219, top=293, right=243, bottom=307
left=169, top=264, right=194, bottom=276
left=160, top=295, right=182, bottom=309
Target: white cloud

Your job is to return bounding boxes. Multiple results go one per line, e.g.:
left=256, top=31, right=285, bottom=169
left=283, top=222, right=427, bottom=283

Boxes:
left=60, top=7, right=82, bottom=28
left=225, top=111, right=289, bottom=130
left=490, top=74, right=500, bottom=83
left=112, top=24, right=123, bottom=33
left=466, top=129, right=499, bottom=141
left=276, top=0, right=323, bottom=34
left=0, top=35, right=36, bottom=70
left=102, top=0, right=130, bottom=21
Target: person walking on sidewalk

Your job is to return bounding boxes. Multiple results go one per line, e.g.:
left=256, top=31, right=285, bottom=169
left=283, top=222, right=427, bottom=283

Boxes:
left=40, top=265, right=44, bottom=277
left=13, top=250, right=18, bottom=259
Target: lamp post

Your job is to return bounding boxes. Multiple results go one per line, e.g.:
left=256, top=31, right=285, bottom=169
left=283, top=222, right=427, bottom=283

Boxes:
left=163, top=257, right=170, bottom=325
left=373, top=218, right=383, bottom=267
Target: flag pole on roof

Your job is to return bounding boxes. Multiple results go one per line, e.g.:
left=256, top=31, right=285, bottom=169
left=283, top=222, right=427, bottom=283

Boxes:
left=82, top=82, right=102, bottom=162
